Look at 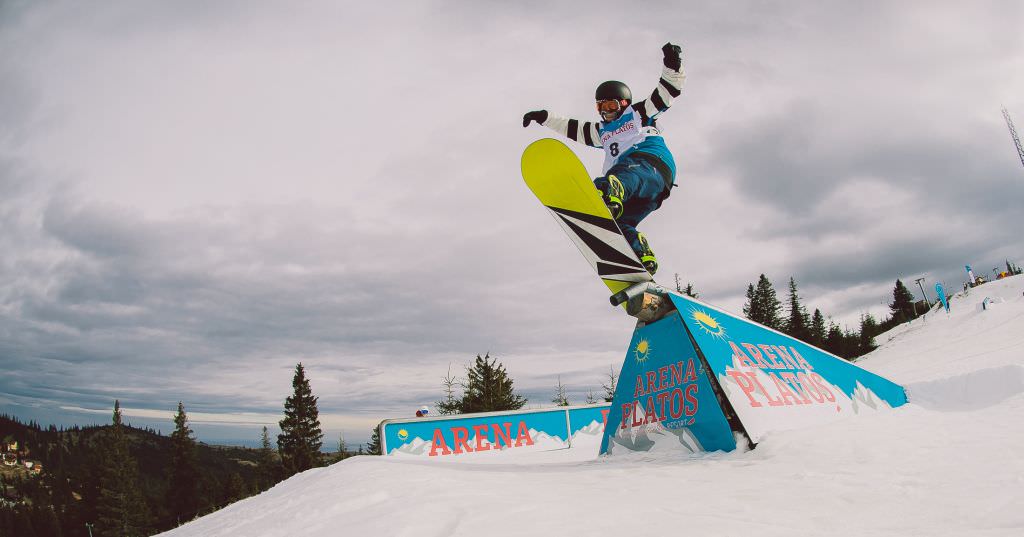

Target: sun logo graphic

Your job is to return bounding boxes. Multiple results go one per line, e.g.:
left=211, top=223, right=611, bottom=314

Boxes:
left=397, top=429, right=409, bottom=441
left=634, top=339, right=652, bottom=363
left=691, top=308, right=726, bottom=339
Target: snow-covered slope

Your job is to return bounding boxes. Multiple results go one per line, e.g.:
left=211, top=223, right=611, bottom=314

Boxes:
left=860, top=275, right=1024, bottom=384
left=162, top=275, right=1024, bottom=537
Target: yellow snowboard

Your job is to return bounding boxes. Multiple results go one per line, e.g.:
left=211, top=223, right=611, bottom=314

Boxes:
left=520, top=138, right=654, bottom=299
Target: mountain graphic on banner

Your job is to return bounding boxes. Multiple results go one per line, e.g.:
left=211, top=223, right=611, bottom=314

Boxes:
left=606, top=405, right=703, bottom=455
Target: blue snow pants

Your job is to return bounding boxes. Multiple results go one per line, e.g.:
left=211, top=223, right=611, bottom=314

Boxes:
left=593, top=154, right=670, bottom=255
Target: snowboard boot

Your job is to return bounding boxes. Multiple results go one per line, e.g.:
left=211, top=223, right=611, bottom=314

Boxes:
left=636, top=232, right=658, bottom=275
left=602, top=175, right=625, bottom=219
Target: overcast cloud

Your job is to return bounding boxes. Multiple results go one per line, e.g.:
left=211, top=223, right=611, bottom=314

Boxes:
left=1, top=0, right=1022, bottom=446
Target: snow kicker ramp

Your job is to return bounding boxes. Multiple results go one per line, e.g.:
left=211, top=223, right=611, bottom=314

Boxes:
left=601, top=292, right=908, bottom=455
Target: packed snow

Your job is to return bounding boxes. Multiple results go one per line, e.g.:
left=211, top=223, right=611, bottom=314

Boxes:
left=162, top=275, right=1024, bottom=537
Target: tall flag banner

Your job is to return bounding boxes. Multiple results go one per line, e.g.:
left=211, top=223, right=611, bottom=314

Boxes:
left=966, top=265, right=976, bottom=284
left=935, top=282, right=949, bottom=312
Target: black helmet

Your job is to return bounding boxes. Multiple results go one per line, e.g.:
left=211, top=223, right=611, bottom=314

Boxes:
left=595, top=80, right=632, bottom=104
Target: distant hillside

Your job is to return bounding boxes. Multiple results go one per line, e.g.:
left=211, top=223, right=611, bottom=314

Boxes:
left=1, top=414, right=265, bottom=536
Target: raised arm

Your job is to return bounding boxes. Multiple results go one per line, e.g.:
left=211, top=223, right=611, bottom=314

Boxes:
left=523, top=110, right=602, bottom=148
left=631, top=43, right=686, bottom=123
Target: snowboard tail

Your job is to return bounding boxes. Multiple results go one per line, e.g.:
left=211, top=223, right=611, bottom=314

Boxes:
left=520, top=138, right=654, bottom=298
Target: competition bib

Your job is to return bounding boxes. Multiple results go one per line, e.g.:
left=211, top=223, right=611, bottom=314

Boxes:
left=598, top=108, right=658, bottom=173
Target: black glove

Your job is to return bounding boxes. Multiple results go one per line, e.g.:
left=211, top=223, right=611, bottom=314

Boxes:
left=662, top=42, right=682, bottom=70
left=523, top=110, right=548, bottom=127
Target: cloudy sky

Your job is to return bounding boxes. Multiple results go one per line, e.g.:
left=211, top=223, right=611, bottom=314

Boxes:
left=2, top=1, right=1022, bottom=447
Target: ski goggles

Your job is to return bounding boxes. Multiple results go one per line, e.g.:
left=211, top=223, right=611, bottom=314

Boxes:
left=596, top=99, right=624, bottom=114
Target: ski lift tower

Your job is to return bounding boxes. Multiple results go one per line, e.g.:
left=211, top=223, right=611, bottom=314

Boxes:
left=1002, top=106, right=1024, bottom=170
left=914, top=277, right=931, bottom=307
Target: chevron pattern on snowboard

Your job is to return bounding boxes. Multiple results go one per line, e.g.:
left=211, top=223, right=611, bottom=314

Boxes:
left=521, top=138, right=654, bottom=296
left=548, top=206, right=649, bottom=281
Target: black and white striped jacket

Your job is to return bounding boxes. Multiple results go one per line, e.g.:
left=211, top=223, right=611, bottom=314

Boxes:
left=541, top=64, right=686, bottom=150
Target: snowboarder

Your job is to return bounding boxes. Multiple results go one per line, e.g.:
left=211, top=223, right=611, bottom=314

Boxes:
left=522, top=43, right=685, bottom=275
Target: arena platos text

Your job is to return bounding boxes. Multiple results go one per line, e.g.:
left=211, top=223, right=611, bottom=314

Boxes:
left=724, top=340, right=838, bottom=408
left=623, top=358, right=700, bottom=428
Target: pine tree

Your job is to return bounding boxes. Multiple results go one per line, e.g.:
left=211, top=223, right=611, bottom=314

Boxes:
left=742, top=283, right=756, bottom=319
left=552, top=376, right=570, bottom=407
left=745, top=275, right=783, bottom=329
left=810, top=308, right=826, bottom=347
left=256, top=426, right=280, bottom=490
left=601, top=366, right=618, bottom=402
left=435, top=364, right=463, bottom=415
left=889, top=279, right=917, bottom=323
left=35, top=506, right=61, bottom=537
left=277, top=363, right=324, bottom=477
left=760, top=274, right=783, bottom=329
left=220, top=473, right=248, bottom=506
left=823, top=322, right=845, bottom=357
left=859, top=313, right=879, bottom=354
left=460, top=353, right=527, bottom=413
left=9, top=507, right=33, bottom=536
left=336, top=432, right=347, bottom=460
left=674, top=273, right=699, bottom=298
left=49, top=462, right=77, bottom=534
left=96, top=400, right=149, bottom=537
left=821, top=321, right=867, bottom=360
left=844, top=326, right=862, bottom=359
left=167, top=402, right=200, bottom=524
left=784, top=277, right=811, bottom=342
left=366, top=426, right=382, bottom=456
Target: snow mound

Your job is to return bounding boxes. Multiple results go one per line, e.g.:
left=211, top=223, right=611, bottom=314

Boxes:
left=906, top=364, right=1024, bottom=411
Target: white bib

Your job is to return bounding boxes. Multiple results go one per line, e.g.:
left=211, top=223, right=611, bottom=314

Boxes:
left=598, top=107, right=659, bottom=174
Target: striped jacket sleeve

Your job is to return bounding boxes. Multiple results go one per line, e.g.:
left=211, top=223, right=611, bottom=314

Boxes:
left=632, top=64, right=686, bottom=124
left=542, top=115, right=603, bottom=148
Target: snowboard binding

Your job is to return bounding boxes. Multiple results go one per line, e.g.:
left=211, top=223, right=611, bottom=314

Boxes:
left=602, top=175, right=625, bottom=220
left=637, top=233, right=658, bottom=275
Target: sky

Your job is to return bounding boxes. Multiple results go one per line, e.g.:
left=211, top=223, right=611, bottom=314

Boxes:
left=1, top=0, right=1022, bottom=447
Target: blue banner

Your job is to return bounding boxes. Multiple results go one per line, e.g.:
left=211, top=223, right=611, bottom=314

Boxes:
left=668, top=293, right=907, bottom=444
left=600, top=312, right=736, bottom=455
left=381, top=404, right=610, bottom=458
